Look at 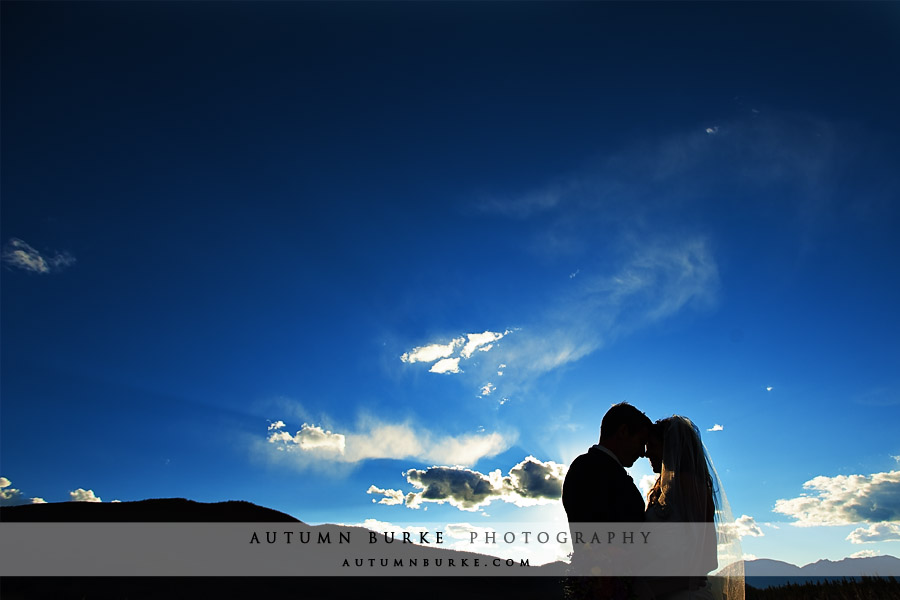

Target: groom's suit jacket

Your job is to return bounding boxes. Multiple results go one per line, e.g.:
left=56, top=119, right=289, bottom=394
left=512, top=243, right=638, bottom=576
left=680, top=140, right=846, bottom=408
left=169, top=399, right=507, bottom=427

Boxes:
left=562, top=445, right=645, bottom=525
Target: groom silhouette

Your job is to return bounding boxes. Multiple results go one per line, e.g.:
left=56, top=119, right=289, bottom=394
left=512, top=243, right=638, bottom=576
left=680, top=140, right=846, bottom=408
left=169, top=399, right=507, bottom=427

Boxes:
left=563, top=401, right=651, bottom=528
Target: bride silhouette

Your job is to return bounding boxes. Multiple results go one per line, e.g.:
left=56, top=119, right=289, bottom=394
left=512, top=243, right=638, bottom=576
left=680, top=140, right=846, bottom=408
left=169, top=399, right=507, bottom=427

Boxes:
left=641, top=416, right=745, bottom=600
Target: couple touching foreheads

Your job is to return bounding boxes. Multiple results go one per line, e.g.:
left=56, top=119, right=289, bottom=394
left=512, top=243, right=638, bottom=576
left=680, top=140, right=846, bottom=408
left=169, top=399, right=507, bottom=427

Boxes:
left=562, top=402, right=727, bottom=600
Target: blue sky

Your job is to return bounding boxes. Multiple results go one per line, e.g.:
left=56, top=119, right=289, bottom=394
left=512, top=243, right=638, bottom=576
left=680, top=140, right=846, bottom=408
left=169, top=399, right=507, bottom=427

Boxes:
left=2, top=1, right=899, bottom=568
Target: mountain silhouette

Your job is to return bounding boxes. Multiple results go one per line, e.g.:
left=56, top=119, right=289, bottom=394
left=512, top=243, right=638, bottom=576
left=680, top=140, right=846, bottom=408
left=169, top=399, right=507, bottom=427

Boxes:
left=0, top=498, right=301, bottom=522
left=0, top=497, right=567, bottom=600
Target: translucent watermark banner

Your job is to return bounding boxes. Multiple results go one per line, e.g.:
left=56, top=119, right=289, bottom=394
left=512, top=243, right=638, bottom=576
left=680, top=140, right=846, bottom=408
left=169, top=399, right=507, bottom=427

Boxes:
left=1, top=522, right=894, bottom=577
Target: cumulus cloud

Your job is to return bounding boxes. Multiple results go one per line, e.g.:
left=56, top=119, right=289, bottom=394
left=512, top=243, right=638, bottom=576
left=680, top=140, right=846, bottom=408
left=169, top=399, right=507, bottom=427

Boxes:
left=70, top=488, right=102, bottom=502
left=480, top=383, right=496, bottom=397
left=265, top=419, right=514, bottom=467
left=368, top=456, right=566, bottom=512
left=0, top=477, right=46, bottom=506
left=638, top=474, right=657, bottom=501
left=707, top=424, right=724, bottom=432
left=773, top=470, right=900, bottom=526
left=846, top=522, right=900, bottom=544
left=850, top=550, right=882, bottom=558
left=720, top=515, right=765, bottom=539
left=267, top=422, right=345, bottom=454
left=2, top=238, right=76, bottom=274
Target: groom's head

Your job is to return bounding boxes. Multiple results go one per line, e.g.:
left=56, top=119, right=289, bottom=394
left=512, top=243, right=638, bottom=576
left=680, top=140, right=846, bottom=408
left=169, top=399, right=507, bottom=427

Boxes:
left=599, top=402, right=652, bottom=467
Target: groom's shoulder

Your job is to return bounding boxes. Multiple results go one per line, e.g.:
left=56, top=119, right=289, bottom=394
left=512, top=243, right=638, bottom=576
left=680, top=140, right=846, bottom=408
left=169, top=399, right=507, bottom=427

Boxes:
left=568, top=446, right=617, bottom=474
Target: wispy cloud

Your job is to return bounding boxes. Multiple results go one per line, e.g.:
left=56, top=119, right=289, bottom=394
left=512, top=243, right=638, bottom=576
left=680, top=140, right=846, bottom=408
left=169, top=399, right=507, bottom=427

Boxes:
left=367, top=456, right=566, bottom=512
left=476, top=181, right=574, bottom=218
left=2, top=238, right=75, bottom=274
left=264, top=419, right=515, bottom=468
left=491, top=237, right=718, bottom=379
left=850, top=550, right=882, bottom=558
left=774, top=470, right=900, bottom=526
left=480, top=383, right=495, bottom=397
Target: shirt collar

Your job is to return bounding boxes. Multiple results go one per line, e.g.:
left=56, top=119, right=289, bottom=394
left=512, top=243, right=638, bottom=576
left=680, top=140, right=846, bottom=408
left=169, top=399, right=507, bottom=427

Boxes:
left=592, top=443, right=624, bottom=468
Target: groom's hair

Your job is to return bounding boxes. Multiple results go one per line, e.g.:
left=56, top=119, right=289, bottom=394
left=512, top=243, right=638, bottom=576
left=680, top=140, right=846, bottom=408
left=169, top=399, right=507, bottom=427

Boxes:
left=599, top=402, right=652, bottom=440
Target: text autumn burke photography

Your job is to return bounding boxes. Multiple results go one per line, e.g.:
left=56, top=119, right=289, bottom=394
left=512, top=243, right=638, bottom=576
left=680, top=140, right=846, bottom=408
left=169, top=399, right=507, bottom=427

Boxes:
left=2, top=1, right=899, bottom=599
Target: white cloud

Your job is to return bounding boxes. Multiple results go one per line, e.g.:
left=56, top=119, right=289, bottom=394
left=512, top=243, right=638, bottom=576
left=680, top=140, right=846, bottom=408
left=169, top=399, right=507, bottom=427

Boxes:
left=366, top=485, right=405, bottom=506
left=480, top=383, right=495, bottom=397
left=497, top=364, right=506, bottom=376
left=0, top=477, right=24, bottom=506
left=0, top=477, right=46, bottom=506
left=460, top=331, right=509, bottom=359
left=846, top=522, right=900, bottom=544
left=638, top=474, right=657, bottom=501
left=720, top=515, right=764, bottom=539
left=705, top=126, right=719, bottom=135
left=743, top=553, right=758, bottom=561
left=766, top=386, right=773, bottom=392
left=354, top=518, right=430, bottom=538
left=429, top=357, right=461, bottom=374
left=707, top=424, right=724, bottom=432
left=369, top=456, right=566, bottom=512
left=266, top=422, right=345, bottom=454
left=774, top=470, right=900, bottom=526
left=569, top=269, right=580, bottom=279
left=69, top=488, right=102, bottom=503
left=401, top=331, right=512, bottom=378
left=401, top=338, right=464, bottom=364
left=265, top=419, right=514, bottom=467
left=2, top=238, right=76, bottom=274
left=850, top=550, right=882, bottom=558
left=294, top=424, right=346, bottom=452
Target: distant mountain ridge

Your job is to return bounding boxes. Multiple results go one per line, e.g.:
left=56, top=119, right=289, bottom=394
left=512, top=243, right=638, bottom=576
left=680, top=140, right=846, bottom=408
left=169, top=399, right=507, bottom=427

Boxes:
left=0, top=497, right=302, bottom=522
left=740, top=555, right=900, bottom=588
left=744, top=555, right=900, bottom=576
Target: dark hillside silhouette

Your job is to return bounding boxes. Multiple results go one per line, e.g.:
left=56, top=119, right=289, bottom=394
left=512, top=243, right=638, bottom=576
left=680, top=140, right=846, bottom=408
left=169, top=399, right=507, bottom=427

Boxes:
left=0, top=497, right=301, bottom=522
